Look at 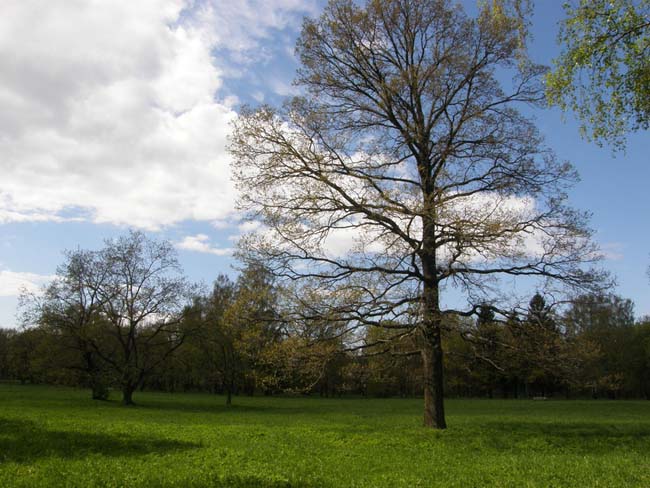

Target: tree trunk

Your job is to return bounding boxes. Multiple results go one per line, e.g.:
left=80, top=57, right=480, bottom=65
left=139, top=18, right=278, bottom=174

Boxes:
left=226, top=374, right=233, bottom=406
left=91, top=377, right=108, bottom=401
left=421, top=276, right=446, bottom=429
left=84, top=352, right=107, bottom=400
left=422, top=329, right=446, bottom=429
left=420, top=211, right=446, bottom=429
left=122, top=384, right=136, bottom=406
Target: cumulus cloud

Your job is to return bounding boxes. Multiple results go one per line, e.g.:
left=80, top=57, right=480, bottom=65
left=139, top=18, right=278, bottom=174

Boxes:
left=0, top=270, right=55, bottom=297
left=176, top=234, right=233, bottom=256
left=0, top=207, right=81, bottom=225
left=0, top=0, right=315, bottom=230
left=191, top=0, right=319, bottom=62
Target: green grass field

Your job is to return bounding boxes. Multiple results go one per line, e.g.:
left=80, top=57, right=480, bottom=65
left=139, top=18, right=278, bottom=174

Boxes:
left=0, top=385, right=649, bottom=487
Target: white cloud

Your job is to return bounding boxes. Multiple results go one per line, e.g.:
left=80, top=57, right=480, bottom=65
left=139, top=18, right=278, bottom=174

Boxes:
left=0, top=0, right=316, bottom=230
left=176, top=234, right=233, bottom=256
left=0, top=270, right=55, bottom=297
left=599, top=242, right=624, bottom=261
left=268, top=78, right=301, bottom=97
left=238, top=221, right=263, bottom=233
left=192, top=0, right=319, bottom=61
left=251, top=91, right=266, bottom=103
left=0, top=207, right=81, bottom=225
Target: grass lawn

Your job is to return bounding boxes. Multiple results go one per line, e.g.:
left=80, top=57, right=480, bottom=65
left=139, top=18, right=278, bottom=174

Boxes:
left=0, top=385, right=649, bottom=487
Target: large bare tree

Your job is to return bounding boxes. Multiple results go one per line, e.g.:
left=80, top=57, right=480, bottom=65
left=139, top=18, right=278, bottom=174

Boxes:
left=230, top=0, right=604, bottom=428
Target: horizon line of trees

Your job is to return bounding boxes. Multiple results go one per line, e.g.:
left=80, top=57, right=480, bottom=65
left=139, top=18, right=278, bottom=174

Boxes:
left=1, top=233, right=648, bottom=404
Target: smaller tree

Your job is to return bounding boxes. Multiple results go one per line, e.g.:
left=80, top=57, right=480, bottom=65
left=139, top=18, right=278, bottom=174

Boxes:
left=190, top=275, right=241, bottom=405
left=21, top=249, right=112, bottom=399
left=228, top=263, right=283, bottom=396
left=564, top=293, right=636, bottom=398
left=472, top=305, right=506, bottom=398
left=183, top=264, right=286, bottom=405
left=5, top=328, right=44, bottom=385
left=23, top=232, right=195, bottom=405
left=629, top=318, right=650, bottom=398
left=0, top=329, right=14, bottom=380
left=517, top=294, right=563, bottom=396
left=97, top=232, right=195, bottom=405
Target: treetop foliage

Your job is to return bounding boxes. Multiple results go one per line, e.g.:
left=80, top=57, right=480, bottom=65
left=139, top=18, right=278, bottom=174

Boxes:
left=547, top=0, right=650, bottom=149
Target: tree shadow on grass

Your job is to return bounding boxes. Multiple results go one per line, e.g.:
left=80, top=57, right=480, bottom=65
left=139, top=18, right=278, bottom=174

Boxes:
left=474, top=420, right=650, bottom=455
left=135, top=398, right=314, bottom=417
left=0, top=417, right=199, bottom=464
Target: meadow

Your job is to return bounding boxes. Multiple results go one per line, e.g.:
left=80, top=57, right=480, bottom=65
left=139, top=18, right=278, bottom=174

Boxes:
left=0, top=385, right=649, bottom=487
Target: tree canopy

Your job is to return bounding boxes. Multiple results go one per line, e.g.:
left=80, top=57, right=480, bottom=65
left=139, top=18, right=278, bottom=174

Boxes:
left=547, top=0, right=650, bottom=149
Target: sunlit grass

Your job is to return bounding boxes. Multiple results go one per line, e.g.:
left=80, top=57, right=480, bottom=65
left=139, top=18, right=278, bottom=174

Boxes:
left=0, top=384, right=648, bottom=487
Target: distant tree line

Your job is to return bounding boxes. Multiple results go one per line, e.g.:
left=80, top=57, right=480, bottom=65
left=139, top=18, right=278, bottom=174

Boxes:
left=1, top=232, right=648, bottom=404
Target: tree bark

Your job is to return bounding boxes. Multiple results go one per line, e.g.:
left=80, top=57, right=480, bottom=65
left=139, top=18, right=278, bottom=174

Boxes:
left=84, top=351, right=107, bottom=400
left=226, top=376, right=233, bottom=406
left=90, top=377, right=108, bottom=401
left=122, top=384, right=136, bottom=406
left=421, top=277, right=446, bottom=429
left=420, top=192, right=446, bottom=429
left=422, top=325, right=446, bottom=429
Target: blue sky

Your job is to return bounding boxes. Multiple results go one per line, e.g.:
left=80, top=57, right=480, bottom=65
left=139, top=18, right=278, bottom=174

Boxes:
left=1, top=0, right=648, bottom=328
